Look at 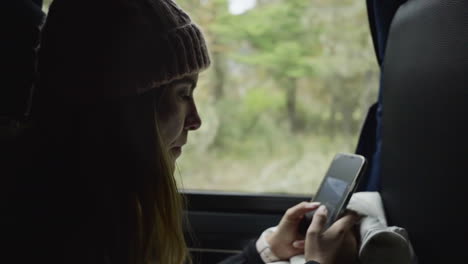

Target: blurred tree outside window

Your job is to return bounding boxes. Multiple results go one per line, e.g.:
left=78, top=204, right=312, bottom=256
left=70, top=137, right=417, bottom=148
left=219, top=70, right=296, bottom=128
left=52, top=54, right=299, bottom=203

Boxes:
left=42, top=0, right=379, bottom=195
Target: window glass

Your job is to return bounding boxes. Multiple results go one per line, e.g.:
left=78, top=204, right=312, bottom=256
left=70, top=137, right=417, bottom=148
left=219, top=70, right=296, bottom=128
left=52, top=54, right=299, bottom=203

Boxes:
left=176, top=0, right=378, bottom=195
left=42, top=0, right=52, bottom=13
left=42, top=0, right=379, bottom=195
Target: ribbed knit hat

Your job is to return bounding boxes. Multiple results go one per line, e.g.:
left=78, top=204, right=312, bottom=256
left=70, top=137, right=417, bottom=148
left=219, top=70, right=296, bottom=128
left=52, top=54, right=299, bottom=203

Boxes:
left=138, top=0, right=211, bottom=94
left=39, top=0, right=211, bottom=102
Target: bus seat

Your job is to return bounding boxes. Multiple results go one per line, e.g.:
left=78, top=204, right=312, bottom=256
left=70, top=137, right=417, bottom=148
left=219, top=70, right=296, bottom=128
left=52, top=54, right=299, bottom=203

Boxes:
left=379, top=0, right=468, bottom=262
left=0, top=0, right=44, bottom=142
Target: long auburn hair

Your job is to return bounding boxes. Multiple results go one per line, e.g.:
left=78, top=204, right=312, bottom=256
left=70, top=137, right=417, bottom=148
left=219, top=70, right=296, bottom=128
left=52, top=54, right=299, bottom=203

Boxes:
left=25, top=0, right=190, bottom=263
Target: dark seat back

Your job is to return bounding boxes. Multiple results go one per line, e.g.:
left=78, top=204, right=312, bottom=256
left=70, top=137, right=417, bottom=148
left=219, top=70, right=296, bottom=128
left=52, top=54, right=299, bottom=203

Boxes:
left=380, top=0, right=468, bottom=262
left=0, top=0, right=44, bottom=143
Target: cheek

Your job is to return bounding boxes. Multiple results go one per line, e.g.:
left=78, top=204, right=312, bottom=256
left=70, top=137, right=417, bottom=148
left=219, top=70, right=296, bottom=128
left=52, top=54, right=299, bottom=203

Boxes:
left=157, top=102, right=186, bottom=145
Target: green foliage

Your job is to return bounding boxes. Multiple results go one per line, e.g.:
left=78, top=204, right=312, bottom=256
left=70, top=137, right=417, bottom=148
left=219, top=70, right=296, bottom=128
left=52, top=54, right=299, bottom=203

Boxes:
left=243, top=88, right=284, bottom=116
left=210, top=92, right=285, bottom=158
left=224, top=0, right=318, bottom=79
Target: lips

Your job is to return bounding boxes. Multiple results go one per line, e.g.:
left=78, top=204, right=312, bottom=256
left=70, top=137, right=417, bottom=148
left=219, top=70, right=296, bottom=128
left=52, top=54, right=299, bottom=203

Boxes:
left=172, top=140, right=186, bottom=148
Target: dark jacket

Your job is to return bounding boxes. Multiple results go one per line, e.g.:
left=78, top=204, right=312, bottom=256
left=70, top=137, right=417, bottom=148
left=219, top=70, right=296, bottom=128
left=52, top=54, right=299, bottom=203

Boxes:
left=218, top=240, right=264, bottom=264
left=218, top=240, right=319, bottom=264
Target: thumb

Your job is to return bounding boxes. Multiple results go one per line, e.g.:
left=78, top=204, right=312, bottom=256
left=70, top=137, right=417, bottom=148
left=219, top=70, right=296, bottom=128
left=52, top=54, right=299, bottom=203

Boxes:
left=292, top=240, right=305, bottom=249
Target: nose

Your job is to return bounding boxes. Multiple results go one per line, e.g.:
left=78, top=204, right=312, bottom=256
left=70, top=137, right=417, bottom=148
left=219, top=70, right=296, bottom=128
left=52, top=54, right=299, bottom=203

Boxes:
left=185, top=102, right=202, bottom=131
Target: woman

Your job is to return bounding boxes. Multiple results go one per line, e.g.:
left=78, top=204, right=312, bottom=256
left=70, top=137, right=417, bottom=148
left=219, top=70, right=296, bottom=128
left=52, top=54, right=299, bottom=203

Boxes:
left=5, top=0, right=359, bottom=263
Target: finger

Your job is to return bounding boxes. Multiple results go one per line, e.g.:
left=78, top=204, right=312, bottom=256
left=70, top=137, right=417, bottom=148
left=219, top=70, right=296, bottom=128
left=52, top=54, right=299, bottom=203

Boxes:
left=343, top=209, right=364, bottom=218
left=281, top=202, right=320, bottom=223
left=326, top=213, right=359, bottom=239
left=292, top=240, right=305, bottom=249
left=344, top=210, right=364, bottom=224
left=306, top=205, right=328, bottom=237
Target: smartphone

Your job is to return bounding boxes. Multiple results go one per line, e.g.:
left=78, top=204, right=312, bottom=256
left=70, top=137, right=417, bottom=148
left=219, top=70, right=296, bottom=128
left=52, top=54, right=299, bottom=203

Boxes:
left=299, top=153, right=367, bottom=235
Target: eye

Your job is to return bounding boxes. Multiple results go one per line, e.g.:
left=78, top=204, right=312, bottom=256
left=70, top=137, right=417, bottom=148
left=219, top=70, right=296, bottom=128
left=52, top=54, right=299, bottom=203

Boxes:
left=180, top=94, right=191, bottom=100
left=178, top=89, right=192, bottom=101
left=174, top=82, right=194, bottom=101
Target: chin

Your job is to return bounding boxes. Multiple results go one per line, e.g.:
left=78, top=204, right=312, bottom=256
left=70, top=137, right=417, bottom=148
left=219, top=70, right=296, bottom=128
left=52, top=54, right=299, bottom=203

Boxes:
left=170, top=146, right=182, bottom=159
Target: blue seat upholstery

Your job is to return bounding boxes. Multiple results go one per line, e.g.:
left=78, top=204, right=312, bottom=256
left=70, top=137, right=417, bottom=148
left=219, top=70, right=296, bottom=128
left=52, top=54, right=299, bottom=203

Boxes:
left=355, top=0, right=407, bottom=192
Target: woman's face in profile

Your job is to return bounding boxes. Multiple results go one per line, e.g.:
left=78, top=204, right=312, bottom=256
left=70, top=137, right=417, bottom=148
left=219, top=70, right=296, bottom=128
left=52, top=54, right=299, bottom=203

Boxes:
left=156, top=73, right=202, bottom=160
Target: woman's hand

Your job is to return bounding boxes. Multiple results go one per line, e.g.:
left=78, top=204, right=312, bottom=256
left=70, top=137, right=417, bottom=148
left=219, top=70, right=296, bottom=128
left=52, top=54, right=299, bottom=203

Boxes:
left=265, top=202, right=321, bottom=260
left=304, top=205, right=360, bottom=264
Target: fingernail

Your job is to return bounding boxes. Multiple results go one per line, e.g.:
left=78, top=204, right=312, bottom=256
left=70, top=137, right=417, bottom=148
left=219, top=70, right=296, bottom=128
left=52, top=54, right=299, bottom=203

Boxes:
left=305, top=202, right=320, bottom=208
left=317, top=205, right=327, bottom=214
left=292, top=240, right=304, bottom=248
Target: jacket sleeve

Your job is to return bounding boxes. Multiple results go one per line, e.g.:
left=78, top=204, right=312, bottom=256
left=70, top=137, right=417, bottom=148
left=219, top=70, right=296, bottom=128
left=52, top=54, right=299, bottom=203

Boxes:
left=217, top=239, right=264, bottom=264
left=216, top=239, right=320, bottom=264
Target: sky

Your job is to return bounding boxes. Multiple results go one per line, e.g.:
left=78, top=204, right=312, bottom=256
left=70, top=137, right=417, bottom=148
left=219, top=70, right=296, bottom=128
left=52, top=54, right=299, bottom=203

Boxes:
left=228, top=0, right=257, bottom=15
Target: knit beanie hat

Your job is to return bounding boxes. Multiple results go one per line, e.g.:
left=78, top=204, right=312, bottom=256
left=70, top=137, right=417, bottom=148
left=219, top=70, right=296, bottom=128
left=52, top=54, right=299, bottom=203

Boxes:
left=39, top=0, right=211, bottom=102
left=136, top=0, right=211, bottom=94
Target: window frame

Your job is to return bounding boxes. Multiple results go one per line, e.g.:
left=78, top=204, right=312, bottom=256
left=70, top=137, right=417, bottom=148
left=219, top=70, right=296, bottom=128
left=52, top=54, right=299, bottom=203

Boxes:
left=182, top=189, right=311, bottom=214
